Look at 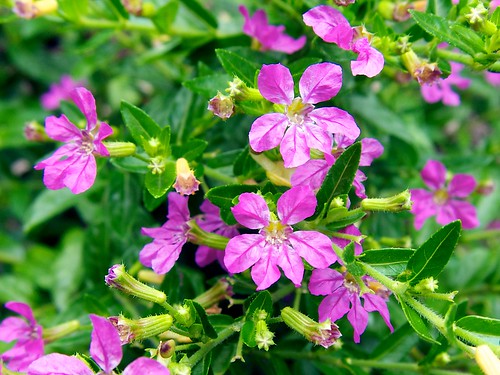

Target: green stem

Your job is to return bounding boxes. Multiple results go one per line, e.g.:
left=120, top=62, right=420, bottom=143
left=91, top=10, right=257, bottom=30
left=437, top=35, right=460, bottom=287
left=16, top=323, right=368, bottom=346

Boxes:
left=132, top=153, right=150, bottom=163
left=78, top=17, right=156, bottom=33
left=270, top=283, right=295, bottom=302
left=203, top=166, right=238, bottom=184
left=185, top=320, right=244, bottom=368
left=461, top=229, right=500, bottom=242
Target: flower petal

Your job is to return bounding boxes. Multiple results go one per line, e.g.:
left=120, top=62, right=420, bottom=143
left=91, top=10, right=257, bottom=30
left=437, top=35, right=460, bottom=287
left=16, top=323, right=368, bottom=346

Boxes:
left=62, top=154, right=97, bottom=194
left=290, top=231, right=337, bottom=268
left=437, top=200, right=479, bottom=229
left=317, top=288, right=350, bottom=322
left=410, top=189, right=437, bottom=230
left=267, top=34, right=306, bottom=54
left=280, top=125, right=310, bottom=168
left=363, top=293, right=394, bottom=332
left=309, top=268, right=344, bottom=296
left=257, top=64, right=294, bottom=104
left=278, top=244, right=304, bottom=287
left=89, top=314, right=122, bottom=373
left=360, top=138, right=384, bottom=166
left=290, top=158, right=331, bottom=190
left=249, top=113, right=288, bottom=153
left=421, top=160, right=446, bottom=190
left=303, top=122, right=333, bottom=155
left=123, top=357, right=170, bottom=375
left=231, top=192, right=269, bottom=229
left=45, top=115, right=81, bottom=142
left=277, top=186, right=317, bottom=224
left=303, top=5, right=353, bottom=50
left=70, top=87, right=97, bottom=127
left=251, top=245, right=281, bottom=290
left=299, top=62, right=343, bottom=104
left=347, top=294, right=368, bottom=343
left=351, top=38, right=384, bottom=78
left=448, top=174, right=477, bottom=198
left=4, top=302, right=36, bottom=326
left=224, top=234, right=264, bottom=274
left=27, top=353, right=93, bottom=375
left=309, top=107, right=360, bottom=140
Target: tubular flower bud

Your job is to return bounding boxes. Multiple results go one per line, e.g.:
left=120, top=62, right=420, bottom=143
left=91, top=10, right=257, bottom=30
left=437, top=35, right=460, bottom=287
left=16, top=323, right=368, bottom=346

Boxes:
left=105, top=264, right=167, bottom=304
left=24, top=121, right=49, bottom=142
left=13, top=0, right=57, bottom=19
left=108, top=314, right=174, bottom=344
left=174, top=158, right=200, bottom=195
left=102, top=141, right=137, bottom=158
left=208, top=92, right=235, bottom=120
left=360, top=190, right=412, bottom=212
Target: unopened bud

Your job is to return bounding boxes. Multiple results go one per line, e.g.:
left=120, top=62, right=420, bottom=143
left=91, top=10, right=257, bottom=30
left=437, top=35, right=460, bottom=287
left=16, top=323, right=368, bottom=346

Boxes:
left=121, top=0, right=142, bottom=16
left=24, top=121, right=49, bottom=141
left=42, top=320, right=80, bottom=343
left=159, top=339, right=176, bottom=358
left=281, top=307, right=342, bottom=348
left=174, top=158, right=200, bottom=195
left=413, top=277, right=439, bottom=293
left=105, top=264, right=167, bottom=304
left=255, top=320, right=275, bottom=351
left=360, top=190, right=412, bottom=212
left=475, top=345, right=500, bottom=375
left=208, top=92, right=234, bottom=120
left=103, top=141, right=136, bottom=157
left=193, top=278, right=233, bottom=309
left=13, top=0, right=57, bottom=19
left=393, top=2, right=413, bottom=22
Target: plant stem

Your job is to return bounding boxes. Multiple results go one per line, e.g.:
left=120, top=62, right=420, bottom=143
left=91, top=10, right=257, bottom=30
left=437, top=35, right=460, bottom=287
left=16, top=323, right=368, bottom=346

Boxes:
left=203, top=166, right=238, bottom=184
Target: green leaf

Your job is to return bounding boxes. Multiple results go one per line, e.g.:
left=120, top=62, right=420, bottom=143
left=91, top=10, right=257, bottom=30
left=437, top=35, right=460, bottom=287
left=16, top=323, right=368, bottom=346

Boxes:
left=206, top=184, right=260, bottom=225
left=370, top=323, right=416, bottom=359
left=409, top=10, right=484, bottom=56
left=244, top=291, right=273, bottom=320
left=152, top=0, right=179, bottom=34
left=215, top=49, right=260, bottom=86
left=455, top=316, right=500, bottom=344
left=183, top=74, right=231, bottom=97
left=121, top=101, right=162, bottom=145
left=183, top=0, right=218, bottom=28
left=172, top=139, right=208, bottom=161
left=192, top=351, right=212, bottom=375
left=24, top=189, right=79, bottom=233
left=400, top=300, right=440, bottom=344
left=233, top=146, right=263, bottom=179
left=58, top=0, right=89, bottom=21
left=288, top=57, right=323, bottom=81
left=405, top=221, right=461, bottom=285
left=241, top=320, right=257, bottom=347
left=325, top=208, right=366, bottom=231
left=145, top=161, right=176, bottom=198
left=360, top=248, right=415, bottom=277
left=312, top=142, right=361, bottom=220
left=106, top=0, right=129, bottom=19
left=190, top=300, right=218, bottom=339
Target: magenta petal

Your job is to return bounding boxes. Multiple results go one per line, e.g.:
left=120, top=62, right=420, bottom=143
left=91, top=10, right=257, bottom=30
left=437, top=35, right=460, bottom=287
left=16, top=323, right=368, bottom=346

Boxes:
left=421, top=160, right=447, bottom=190
left=280, top=125, right=310, bottom=168
left=347, top=294, right=368, bottom=343
left=290, top=159, right=330, bottom=190
left=299, top=63, right=343, bottom=103
left=437, top=200, right=479, bottom=229
left=63, top=154, right=97, bottom=194
left=224, top=235, right=263, bottom=274
left=351, top=39, right=384, bottom=78
left=27, top=353, right=93, bottom=375
left=363, top=293, right=394, bottom=332
left=123, top=357, right=170, bottom=375
left=278, top=244, right=304, bottom=287
left=70, top=87, right=97, bottom=127
left=249, top=113, right=288, bottom=152
left=89, top=314, right=122, bottom=373
left=45, top=115, right=81, bottom=142
left=303, top=122, right=333, bottom=155
left=5, top=302, right=36, bottom=326
left=231, top=192, right=269, bottom=229
left=268, top=34, right=306, bottom=54
left=251, top=245, right=281, bottom=290
left=290, top=231, right=336, bottom=268
left=421, top=83, right=442, bottom=103
left=353, top=170, right=367, bottom=199
left=410, top=189, right=438, bottom=229
left=303, top=5, right=353, bottom=50
left=0, top=317, right=29, bottom=341
left=448, top=174, right=477, bottom=198
left=309, top=268, right=344, bottom=295
left=309, top=107, right=360, bottom=140
left=258, top=64, right=294, bottom=104
left=93, top=122, right=114, bottom=156
left=360, top=138, right=384, bottom=166
left=277, top=186, right=317, bottom=224
left=317, top=288, right=350, bottom=322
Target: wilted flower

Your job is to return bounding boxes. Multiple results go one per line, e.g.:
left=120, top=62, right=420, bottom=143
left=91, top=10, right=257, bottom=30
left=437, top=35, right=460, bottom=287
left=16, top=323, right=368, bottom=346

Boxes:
left=173, top=158, right=200, bottom=195
left=410, top=160, right=479, bottom=229
left=239, top=5, right=306, bottom=54
left=208, top=91, right=235, bottom=119
left=421, top=62, right=471, bottom=106
left=34, top=87, right=113, bottom=194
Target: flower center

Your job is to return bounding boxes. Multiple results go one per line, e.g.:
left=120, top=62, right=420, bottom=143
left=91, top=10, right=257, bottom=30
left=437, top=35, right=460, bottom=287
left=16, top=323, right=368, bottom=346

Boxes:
left=79, top=130, right=95, bottom=155
left=263, top=221, right=291, bottom=245
left=433, top=188, right=449, bottom=205
left=285, top=97, right=314, bottom=126
left=343, top=272, right=360, bottom=294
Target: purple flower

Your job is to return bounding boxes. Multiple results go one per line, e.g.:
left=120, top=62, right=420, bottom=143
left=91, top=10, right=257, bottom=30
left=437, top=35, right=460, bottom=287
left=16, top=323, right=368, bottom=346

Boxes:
left=303, top=6, right=384, bottom=77
left=239, top=5, right=306, bottom=54
left=41, top=75, right=84, bottom=110
left=410, top=160, right=479, bottom=229
left=0, top=302, right=44, bottom=372
left=485, top=71, right=500, bottom=86
left=309, top=268, right=393, bottom=343
left=291, top=136, right=383, bottom=198
left=249, top=63, right=359, bottom=168
left=224, top=186, right=337, bottom=290
left=195, top=200, right=239, bottom=269
left=421, top=62, right=471, bottom=106
left=27, top=314, right=169, bottom=375
left=34, top=87, right=113, bottom=194
left=140, top=192, right=191, bottom=274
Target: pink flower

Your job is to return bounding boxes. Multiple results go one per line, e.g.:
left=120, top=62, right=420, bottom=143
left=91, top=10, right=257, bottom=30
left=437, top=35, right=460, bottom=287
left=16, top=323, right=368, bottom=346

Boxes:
left=195, top=200, right=239, bottom=269
left=410, top=160, right=479, bottom=229
left=239, top=5, right=306, bottom=54
left=309, top=268, right=393, bottom=343
left=0, top=302, right=44, bottom=372
left=303, top=5, right=384, bottom=77
left=249, top=63, right=359, bottom=168
left=140, top=192, right=190, bottom=274
left=224, top=186, right=337, bottom=290
left=34, top=87, right=113, bottom=194
left=291, top=136, right=383, bottom=198
left=41, top=75, right=84, bottom=110
left=27, top=314, right=169, bottom=375
left=421, top=62, right=471, bottom=106
left=485, top=71, right=500, bottom=86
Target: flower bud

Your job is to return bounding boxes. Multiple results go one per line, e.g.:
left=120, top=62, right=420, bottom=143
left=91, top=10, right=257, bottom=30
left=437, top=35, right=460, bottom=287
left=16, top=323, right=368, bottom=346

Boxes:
left=208, top=92, right=234, bottom=120
left=225, top=77, right=263, bottom=101
left=281, top=307, right=342, bottom=348
left=102, top=141, right=137, bottom=158
left=13, top=0, right=57, bottom=19
left=121, top=0, right=142, bottom=16
left=465, top=3, right=488, bottom=25
left=475, top=345, right=500, bottom=375
left=334, top=0, right=356, bottom=6
left=193, top=278, right=233, bottom=309
left=105, top=264, right=167, bottom=304
left=360, top=190, right=412, bottom=212
left=42, top=320, right=80, bottom=343
left=159, top=339, right=176, bottom=358
left=401, top=50, right=442, bottom=85
left=108, top=314, right=173, bottom=344
left=24, top=121, right=49, bottom=142
left=413, top=277, right=439, bottom=293
left=187, top=219, right=229, bottom=250
left=174, top=158, right=200, bottom=195
left=255, top=320, right=275, bottom=351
